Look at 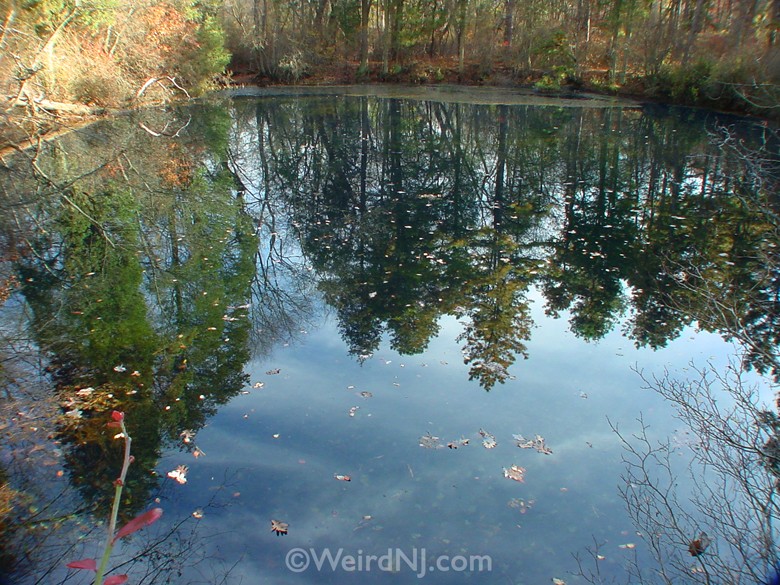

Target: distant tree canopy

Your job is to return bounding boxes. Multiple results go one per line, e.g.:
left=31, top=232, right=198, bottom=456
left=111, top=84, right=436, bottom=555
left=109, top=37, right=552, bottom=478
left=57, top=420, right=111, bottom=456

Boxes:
left=0, top=0, right=778, bottom=118
left=222, top=0, right=780, bottom=111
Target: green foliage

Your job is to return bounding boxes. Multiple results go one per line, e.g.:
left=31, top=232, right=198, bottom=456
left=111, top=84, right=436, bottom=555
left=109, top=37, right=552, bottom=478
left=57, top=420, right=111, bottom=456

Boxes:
left=534, top=75, right=562, bottom=91
left=332, top=0, right=361, bottom=39
left=185, top=15, right=231, bottom=94
left=651, top=58, right=715, bottom=104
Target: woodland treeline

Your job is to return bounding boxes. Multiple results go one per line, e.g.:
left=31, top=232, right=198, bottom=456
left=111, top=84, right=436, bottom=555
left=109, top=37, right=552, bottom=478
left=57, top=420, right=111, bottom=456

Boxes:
left=0, top=0, right=779, bottom=129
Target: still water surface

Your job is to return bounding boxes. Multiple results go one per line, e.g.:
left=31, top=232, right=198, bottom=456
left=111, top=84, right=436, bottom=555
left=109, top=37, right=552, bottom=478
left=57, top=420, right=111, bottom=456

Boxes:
left=0, top=86, right=776, bottom=584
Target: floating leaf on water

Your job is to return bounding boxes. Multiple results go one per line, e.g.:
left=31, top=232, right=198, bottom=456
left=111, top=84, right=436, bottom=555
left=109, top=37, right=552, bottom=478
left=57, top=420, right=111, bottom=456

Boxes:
left=271, top=519, right=288, bottom=535
left=113, top=365, right=126, bottom=373
left=419, top=432, right=442, bottom=449
left=192, top=509, right=204, bottom=519
left=513, top=433, right=553, bottom=455
left=508, top=498, right=535, bottom=514
left=503, top=465, right=526, bottom=482
left=192, top=447, right=205, bottom=458
left=180, top=430, right=195, bottom=444
left=552, top=579, right=566, bottom=585
left=348, top=406, right=360, bottom=417
left=359, top=391, right=373, bottom=398
left=166, top=465, right=188, bottom=484
left=447, top=438, right=470, bottom=449
left=253, top=382, right=265, bottom=389
left=618, top=543, right=636, bottom=550
left=481, top=436, right=497, bottom=448
left=479, top=428, right=497, bottom=448
left=334, top=474, right=352, bottom=481
left=266, top=368, right=281, bottom=375
left=479, top=429, right=498, bottom=449
left=687, top=532, right=710, bottom=556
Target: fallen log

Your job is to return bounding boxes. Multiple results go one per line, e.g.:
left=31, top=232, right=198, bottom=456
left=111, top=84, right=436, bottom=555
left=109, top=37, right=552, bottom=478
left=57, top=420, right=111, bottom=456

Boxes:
left=8, top=96, right=104, bottom=116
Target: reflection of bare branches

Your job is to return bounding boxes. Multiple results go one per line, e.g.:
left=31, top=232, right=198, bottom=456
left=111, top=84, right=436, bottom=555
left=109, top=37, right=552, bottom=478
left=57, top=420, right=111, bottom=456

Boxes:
left=138, top=115, right=192, bottom=138
left=250, top=230, right=318, bottom=356
left=226, top=124, right=320, bottom=357
left=668, top=258, right=779, bottom=377
left=584, top=364, right=780, bottom=584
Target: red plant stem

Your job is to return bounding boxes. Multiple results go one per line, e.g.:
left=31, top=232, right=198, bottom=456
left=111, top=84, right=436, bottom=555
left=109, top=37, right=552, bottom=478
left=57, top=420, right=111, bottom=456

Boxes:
left=94, top=418, right=132, bottom=585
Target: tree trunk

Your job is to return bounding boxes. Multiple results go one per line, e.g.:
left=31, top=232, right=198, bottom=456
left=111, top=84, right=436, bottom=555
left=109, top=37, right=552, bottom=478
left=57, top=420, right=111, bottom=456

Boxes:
left=360, top=0, right=371, bottom=70
left=503, top=0, right=514, bottom=46
left=456, top=0, right=467, bottom=77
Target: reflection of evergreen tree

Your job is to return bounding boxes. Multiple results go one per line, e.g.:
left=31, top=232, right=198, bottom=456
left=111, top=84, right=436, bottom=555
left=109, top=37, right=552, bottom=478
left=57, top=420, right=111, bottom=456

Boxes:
left=241, top=94, right=779, bottom=388
left=12, top=106, right=257, bottom=516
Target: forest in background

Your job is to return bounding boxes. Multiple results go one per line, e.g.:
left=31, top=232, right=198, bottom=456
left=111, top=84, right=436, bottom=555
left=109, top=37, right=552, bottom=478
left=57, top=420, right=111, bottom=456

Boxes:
left=0, top=0, right=779, bottom=140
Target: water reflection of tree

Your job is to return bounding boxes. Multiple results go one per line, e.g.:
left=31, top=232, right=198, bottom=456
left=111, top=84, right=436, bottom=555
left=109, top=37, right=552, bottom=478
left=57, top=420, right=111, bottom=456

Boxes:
left=242, top=94, right=778, bottom=389
left=576, top=127, right=780, bottom=585
left=0, top=105, right=310, bottom=583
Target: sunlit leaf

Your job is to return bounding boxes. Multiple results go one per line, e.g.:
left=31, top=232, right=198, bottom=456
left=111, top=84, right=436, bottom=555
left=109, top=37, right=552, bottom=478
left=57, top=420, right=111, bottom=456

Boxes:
left=104, top=575, right=129, bottom=585
left=271, top=519, right=288, bottom=535
left=503, top=465, right=526, bottom=482
left=513, top=434, right=553, bottom=455
left=166, top=465, right=188, bottom=484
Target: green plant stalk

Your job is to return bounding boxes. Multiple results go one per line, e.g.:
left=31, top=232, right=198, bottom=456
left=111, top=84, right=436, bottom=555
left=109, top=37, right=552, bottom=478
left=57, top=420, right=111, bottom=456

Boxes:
left=94, top=419, right=132, bottom=585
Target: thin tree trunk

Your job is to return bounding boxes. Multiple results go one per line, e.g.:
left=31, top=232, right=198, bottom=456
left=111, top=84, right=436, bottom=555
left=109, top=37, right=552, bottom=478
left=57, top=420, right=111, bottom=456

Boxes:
left=456, top=0, right=467, bottom=77
left=503, top=0, right=514, bottom=46
left=360, top=0, right=371, bottom=70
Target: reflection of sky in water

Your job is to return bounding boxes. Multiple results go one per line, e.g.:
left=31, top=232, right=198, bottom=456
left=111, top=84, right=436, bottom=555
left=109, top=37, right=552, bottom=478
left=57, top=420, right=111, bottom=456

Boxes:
left=158, top=287, right=765, bottom=584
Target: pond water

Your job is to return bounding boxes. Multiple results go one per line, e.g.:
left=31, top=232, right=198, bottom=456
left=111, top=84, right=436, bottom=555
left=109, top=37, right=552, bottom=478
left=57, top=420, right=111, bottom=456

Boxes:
left=0, top=86, right=778, bottom=584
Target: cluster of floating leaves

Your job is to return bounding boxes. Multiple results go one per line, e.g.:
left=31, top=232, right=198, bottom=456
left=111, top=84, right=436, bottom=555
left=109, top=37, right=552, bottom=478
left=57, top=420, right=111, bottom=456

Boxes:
left=420, top=428, right=553, bottom=454
left=418, top=428, right=555, bottom=489
left=513, top=433, right=553, bottom=455
left=419, top=432, right=442, bottom=449
left=508, top=498, right=535, bottom=514
left=447, top=438, right=470, bottom=449
left=503, top=465, right=526, bottom=482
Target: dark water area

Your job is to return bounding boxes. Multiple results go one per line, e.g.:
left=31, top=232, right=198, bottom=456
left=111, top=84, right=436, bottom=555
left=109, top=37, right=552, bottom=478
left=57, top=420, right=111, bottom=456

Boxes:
left=0, top=86, right=778, bottom=584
